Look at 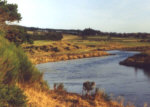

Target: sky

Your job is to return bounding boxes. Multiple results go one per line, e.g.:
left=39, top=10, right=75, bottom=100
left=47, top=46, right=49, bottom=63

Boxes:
left=7, top=0, right=150, bottom=33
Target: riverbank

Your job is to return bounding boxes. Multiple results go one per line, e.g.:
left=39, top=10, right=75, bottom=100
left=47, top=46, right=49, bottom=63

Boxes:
left=22, top=86, right=134, bottom=107
left=120, top=51, right=150, bottom=70
left=24, top=44, right=150, bottom=65
left=21, top=40, right=150, bottom=107
left=29, top=50, right=110, bottom=64
left=23, top=42, right=111, bottom=64
left=22, top=34, right=150, bottom=64
left=119, top=44, right=150, bottom=69
left=19, top=43, right=150, bottom=107
left=0, top=34, right=136, bottom=107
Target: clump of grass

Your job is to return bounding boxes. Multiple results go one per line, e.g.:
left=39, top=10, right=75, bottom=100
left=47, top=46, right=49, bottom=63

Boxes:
left=54, top=83, right=65, bottom=92
left=23, top=88, right=62, bottom=107
left=94, top=88, right=111, bottom=101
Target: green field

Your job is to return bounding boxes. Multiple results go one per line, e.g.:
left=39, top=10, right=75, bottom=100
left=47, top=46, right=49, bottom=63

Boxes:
left=22, top=34, right=150, bottom=47
left=22, top=34, right=150, bottom=52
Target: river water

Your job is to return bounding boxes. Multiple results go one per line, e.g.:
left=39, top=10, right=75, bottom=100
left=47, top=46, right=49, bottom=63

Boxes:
left=37, top=50, right=150, bottom=107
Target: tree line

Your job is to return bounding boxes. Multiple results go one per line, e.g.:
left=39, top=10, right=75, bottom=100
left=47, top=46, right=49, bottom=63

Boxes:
left=80, top=28, right=150, bottom=39
left=23, top=27, right=150, bottom=40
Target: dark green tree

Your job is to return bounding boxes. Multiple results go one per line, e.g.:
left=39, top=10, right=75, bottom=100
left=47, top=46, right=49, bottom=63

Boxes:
left=81, top=28, right=99, bottom=39
left=5, top=26, right=34, bottom=46
left=0, top=0, right=21, bottom=31
left=83, top=81, right=95, bottom=96
left=0, top=1, right=33, bottom=45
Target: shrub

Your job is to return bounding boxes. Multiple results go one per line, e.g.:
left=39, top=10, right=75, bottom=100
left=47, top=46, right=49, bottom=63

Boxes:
left=0, top=36, right=48, bottom=89
left=0, top=84, right=27, bottom=107
left=82, top=81, right=110, bottom=101
left=81, top=28, right=99, bottom=39
left=82, top=81, right=95, bottom=96
left=5, top=26, right=34, bottom=46
left=54, top=83, right=65, bottom=91
left=30, top=32, right=63, bottom=41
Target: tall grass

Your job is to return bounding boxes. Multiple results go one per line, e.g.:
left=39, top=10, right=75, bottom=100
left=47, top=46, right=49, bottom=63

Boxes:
left=0, top=36, right=48, bottom=89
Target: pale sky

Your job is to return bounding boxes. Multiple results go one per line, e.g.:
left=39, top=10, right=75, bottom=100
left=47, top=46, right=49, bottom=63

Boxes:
left=7, top=0, right=150, bottom=33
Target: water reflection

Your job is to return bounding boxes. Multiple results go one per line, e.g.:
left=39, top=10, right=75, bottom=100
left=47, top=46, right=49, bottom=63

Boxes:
left=143, top=69, right=150, bottom=78
left=134, top=67, right=138, bottom=77
left=133, top=67, right=150, bottom=79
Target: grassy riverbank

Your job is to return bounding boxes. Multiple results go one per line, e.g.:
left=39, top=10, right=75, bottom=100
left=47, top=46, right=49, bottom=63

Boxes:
left=0, top=34, right=138, bottom=107
left=1, top=33, right=149, bottom=107
left=120, top=50, right=150, bottom=69
left=0, top=35, right=136, bottom=107
left=22, top=41, right=109, bottom=64
left=23, top=34, right=150, bottom=71
left=23, top=87, right=135, bottom=107
left=22, top=34, right=150, bottom=64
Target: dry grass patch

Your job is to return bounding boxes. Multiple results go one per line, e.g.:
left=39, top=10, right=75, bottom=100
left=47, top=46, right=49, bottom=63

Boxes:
left=23, top=87, right=133, bottom=107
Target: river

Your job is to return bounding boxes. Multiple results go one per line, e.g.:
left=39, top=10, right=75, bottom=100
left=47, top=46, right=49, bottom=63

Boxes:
left=37, top=50, right=150, bottom=107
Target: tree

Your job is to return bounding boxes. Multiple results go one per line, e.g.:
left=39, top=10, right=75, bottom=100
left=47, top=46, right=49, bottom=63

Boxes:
left=30, top=31, right=63, bottom=41
left=5, top=26, right=33, bottom=46
left=81, top=28, right=99, bottom=39
left=82, top=81, right=95, bottom=96
left=0, top=1, right=32, bottom=45
left=0, top=0, right=21, bottom=32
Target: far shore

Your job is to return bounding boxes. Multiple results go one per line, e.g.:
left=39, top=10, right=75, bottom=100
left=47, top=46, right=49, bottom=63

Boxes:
left=21, top=34, right=150, bottom=65
left=29, top=50, right=110, bottom=64
left=26, top=46, right=150, bottom=65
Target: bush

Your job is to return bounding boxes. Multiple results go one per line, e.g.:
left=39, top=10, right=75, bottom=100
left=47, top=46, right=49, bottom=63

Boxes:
left=5, top=26, right=34, bottom=46
left=54, top=83, right=65, bottom=91
left=0, top=36, right=48, bottom=89
left=82, top=81, right=95, bottom=96
left=30, top=32, right=63, bottom=41
left=0, top=84, right=27, bottom=107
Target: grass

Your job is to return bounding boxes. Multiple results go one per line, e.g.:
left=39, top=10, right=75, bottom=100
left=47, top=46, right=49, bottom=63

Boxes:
left=63, top=34, right=150, bottom=48
left=23, top=87, right=134, bottom=107
left=119, top=41, right=150, bottom=47
left=23, top=88, right=61, bottom=107
left=21, top=34, right=150, bottom=64
left=22, top=40, right=57, bottom=47
left=22, top=34, right=150, bottom=48
left=120, top=48, right=150, bottom=69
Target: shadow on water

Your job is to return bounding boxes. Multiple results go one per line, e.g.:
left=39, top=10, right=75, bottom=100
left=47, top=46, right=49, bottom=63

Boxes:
left=134, top=67, right=150, bottom=79
left=143, top=69, right=150, bottom=78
